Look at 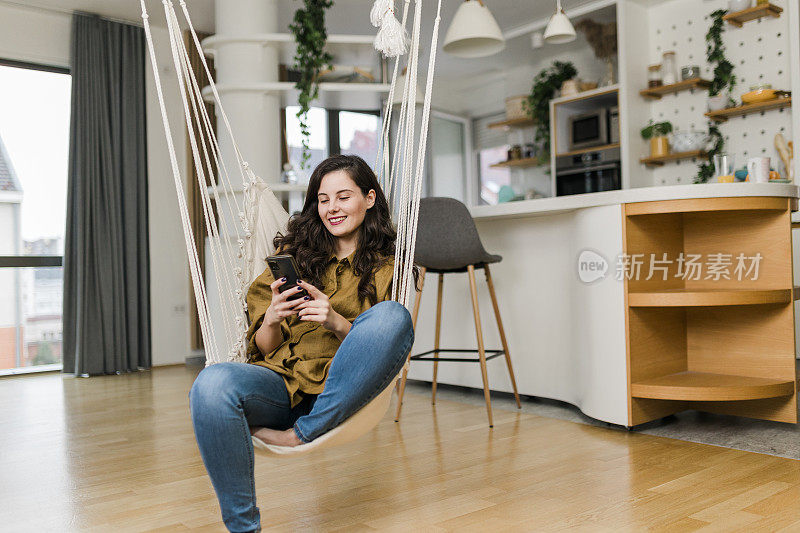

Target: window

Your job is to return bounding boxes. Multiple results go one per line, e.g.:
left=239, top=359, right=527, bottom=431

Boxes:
left=0, top=60, right=71, bottom=374
left=473, top=113, right=510, bottom=205
left=284, top=107, right=381, bottom=177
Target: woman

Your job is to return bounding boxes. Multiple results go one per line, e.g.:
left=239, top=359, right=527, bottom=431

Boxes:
left=189, top=154, right=416, bottom=533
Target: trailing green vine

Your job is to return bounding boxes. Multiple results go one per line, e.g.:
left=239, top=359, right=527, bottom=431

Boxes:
left=696, top=9, right=734, bottom=183
left=695, top=125, right=723, bottom=184
left=289, top=0, right=334, bottom=169
left=706, top=9, right=736, bottom=98
left=523, top=61, right=577, bottom=152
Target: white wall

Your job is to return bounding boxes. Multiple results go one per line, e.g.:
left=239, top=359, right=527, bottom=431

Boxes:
left=0, top=3, right=191, bottom=366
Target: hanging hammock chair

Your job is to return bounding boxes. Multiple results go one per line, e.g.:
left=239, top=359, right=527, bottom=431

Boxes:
left=141, top=0, right=442, bottom=456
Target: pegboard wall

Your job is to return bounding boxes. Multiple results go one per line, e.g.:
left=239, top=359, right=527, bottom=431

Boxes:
left=644, top=0, right=792, bottom=186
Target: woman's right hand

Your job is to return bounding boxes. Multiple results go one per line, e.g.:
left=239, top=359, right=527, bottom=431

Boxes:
left=263, top=277, right=307, bottom=327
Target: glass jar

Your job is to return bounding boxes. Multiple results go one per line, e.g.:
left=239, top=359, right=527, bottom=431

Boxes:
left=647, top=64, right=663, bottom=88
left=661, top=51, right=678, bottom=85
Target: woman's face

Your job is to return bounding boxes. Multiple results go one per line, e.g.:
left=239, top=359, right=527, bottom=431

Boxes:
left=317, top=170, right=376, bottom=240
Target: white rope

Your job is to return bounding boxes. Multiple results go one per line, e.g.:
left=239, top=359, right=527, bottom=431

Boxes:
left=163, top=2, right=244, bottom=360
left=140, top=0, right=220, bottom=363
left=143, top=0, right=439, bottom=363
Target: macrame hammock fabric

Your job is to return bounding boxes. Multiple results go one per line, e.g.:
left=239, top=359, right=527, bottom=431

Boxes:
left=141, top=0, right=442, bottom=456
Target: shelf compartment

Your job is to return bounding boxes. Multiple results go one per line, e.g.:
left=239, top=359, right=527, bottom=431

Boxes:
left=704, top=97, right=791, bottom=122
left=640, top=150, right=706, bottom=167
left=631, top=371, right=794, bottom=401
left=639, top=78, right=711, bottom=99
left=488, top=117, right=535, bottom=130
left=625, top=196, right=791, bottom=215
left=628, top=288, right=792, bottom=307
left=490, top=157, right=546, bottom=169
left=557, top=143, right=620, bottom=158
left=723, top=3, right=783, bottom=27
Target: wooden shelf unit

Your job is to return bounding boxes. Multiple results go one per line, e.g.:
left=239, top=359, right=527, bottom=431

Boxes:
left=488, top=117, right=535, bottom=130
left=704, top=97, right=791, bottom=122
left=557, top=143, right=621, bottom=158
left=490, top=157, right=546, bottom=169
left=639, top=78, right=711, bottom=99
left=631, top=372, right=795, bottom=401
left=623, top=197, right=797, bottom=426
left=723, top=3, right=783, bottom=27
left=640, top=150, right=706, bottom=167
left=628, top=288, right=792, bottom=307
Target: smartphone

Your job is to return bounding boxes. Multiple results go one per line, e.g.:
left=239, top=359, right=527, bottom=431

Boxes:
left=266, top=254, right=309, bottom=301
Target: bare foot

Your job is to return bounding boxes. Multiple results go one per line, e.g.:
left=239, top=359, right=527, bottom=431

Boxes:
left=250, top=426, right=303, bottom=447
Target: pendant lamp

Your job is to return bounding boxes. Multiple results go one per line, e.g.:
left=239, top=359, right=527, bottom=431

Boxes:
left=391, top=67, right=425, bottom=106
left=543, top=0, right=576, bottom=44
left=442, top=0, right=505, bottom=58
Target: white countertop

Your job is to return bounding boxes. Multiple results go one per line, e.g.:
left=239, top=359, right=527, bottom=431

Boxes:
left=469, top=183, right=800, bottom=220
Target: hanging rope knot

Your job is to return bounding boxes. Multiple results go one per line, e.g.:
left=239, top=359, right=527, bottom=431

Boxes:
left=237, top=239, right=245, bottom=249
left=235, top=288, right=243, bottom=298
left=141, top=12, right=149, bottom=20
left=179, top=0, right=187, bottom=6
left=242, top=183, right=249, bottom=192
left=233, top=267, right=243, bottom=277
left=244, top=230, right=252, bottom=238
left=238, top=211, right=246, bottom=221
left=242, top=161, right=250, bottom=170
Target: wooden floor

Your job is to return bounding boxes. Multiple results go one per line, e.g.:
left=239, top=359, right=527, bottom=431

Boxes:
left=2, top=366, right=800, bottom=532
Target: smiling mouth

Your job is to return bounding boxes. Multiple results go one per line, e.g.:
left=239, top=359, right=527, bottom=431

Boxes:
left=329, top=216, right=346, bottom=226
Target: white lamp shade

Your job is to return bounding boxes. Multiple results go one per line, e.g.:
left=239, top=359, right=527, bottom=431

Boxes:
left=442, top=0, right=505, bottom=58
left=391, top=73, right=425, bottom=106
left=543, top=9, right=576, bottom=44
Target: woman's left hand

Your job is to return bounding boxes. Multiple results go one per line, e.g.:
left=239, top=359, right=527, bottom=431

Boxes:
left=294, top=280, right=351, bottom=338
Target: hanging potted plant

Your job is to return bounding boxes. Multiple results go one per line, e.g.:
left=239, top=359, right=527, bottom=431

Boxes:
left=641, top=120, right=673, bottom=158
left=706, top=9, right=736, bottom=111
left=289, top=0, right=334, bottom=169
left=523, top=60, right=578, bottom=153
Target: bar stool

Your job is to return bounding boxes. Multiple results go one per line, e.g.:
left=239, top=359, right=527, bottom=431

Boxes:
left=394, top=197, right=521, bottom=427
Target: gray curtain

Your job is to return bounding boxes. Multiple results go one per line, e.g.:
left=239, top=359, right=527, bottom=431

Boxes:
left=62, top=13, right=150, bottom=375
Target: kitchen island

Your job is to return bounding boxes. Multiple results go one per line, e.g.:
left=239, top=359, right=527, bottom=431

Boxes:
left=406, top=184, right=800, bottom=427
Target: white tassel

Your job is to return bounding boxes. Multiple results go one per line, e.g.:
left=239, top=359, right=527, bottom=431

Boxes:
left=374, top=9, right=408, bottom=57
left=370, top=0, right=392, bottom=27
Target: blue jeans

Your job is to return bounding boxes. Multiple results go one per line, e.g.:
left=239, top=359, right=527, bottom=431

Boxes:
left=189, top=301, right=414, bottom=532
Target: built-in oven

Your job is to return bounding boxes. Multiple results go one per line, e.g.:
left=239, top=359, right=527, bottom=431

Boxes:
left=555, top=146, right=621, bottom=197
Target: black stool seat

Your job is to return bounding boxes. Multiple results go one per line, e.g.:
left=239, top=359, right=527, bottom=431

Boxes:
left=413, top=197, right=502, bottom=273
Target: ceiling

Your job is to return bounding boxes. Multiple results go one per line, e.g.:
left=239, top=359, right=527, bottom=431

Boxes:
left=4, top=0, right=614, bottom=79
left=1, top=0, right=215, bottom=30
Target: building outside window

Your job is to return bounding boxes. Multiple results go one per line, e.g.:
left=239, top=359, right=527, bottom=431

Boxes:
left=0, top=60, right=70, bottom=374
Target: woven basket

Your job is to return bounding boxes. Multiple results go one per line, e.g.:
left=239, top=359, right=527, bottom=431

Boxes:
left=504, top=95, right=528, bottom=120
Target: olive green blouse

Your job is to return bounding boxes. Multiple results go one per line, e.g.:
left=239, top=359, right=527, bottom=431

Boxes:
left=245, top=251, right=395, bottom=408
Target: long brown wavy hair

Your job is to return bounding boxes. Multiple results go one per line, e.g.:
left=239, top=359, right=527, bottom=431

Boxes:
left=273, top=154, right=418, bottom=306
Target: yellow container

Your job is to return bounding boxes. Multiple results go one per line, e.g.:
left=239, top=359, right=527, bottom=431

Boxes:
left=650, top=136, right=669, bottom=157
left=717, top=174, right=735, bottom=183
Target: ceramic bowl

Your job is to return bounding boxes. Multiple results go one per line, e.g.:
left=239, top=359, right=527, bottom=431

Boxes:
left=670, top=131, right=709, bottom=153
left=728, top=0, right=751, bottom=12
left=707, top=94, right=729, bottom=112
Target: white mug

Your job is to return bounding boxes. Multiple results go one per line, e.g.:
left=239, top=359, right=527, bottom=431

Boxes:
left=747, top=157, right=770, bottom=183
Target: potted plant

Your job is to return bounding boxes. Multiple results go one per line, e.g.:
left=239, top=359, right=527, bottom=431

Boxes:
left=706, top=9, right=736, bottom=111
left=289, top=0, right=334, bottom=169
left=641, top=120, right=673, bottom=157
left=523, top=61, right=578, bottom=153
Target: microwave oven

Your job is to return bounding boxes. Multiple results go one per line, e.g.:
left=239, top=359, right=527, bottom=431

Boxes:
left=568, top=107, right=617, bottom=151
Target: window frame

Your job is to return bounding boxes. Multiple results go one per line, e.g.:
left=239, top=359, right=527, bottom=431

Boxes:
left=0, top=57, right=70, bottom=374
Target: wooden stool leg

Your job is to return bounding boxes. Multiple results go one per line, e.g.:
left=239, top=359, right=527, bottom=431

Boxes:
left=467, top=265, right=493, bottom=427
left=484, top=264, right=521, bottom=409
left=395, top=267, right=426, bottom=422
left=432, top=273, right=443, bottom=405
